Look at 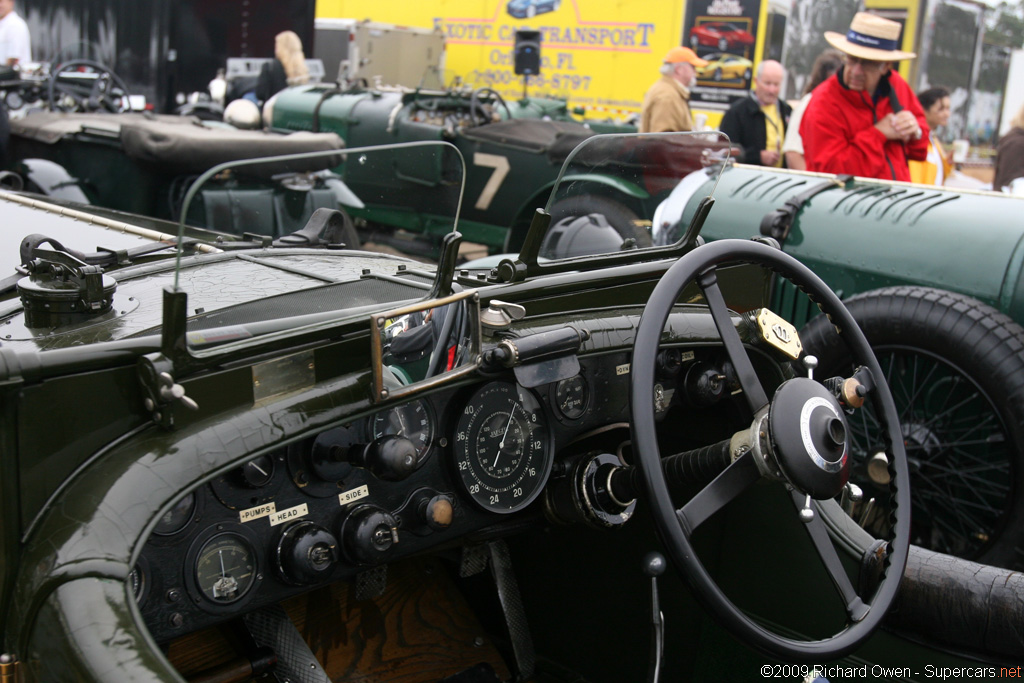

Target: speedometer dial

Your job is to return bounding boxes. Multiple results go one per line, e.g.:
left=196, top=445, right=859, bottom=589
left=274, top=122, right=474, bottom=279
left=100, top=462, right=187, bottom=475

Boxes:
left=453, top=382, right=552, bottom=513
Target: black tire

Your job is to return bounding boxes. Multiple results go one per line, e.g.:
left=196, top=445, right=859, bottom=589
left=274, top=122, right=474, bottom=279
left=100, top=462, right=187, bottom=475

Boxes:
left=690, top=35, right=699, bottom=49
left=718, top=38, right=728, bottom=51
left=713, top=68, right=723, bottom=82
left=800, top=286, right=1024, bottom=569
left=549, top=195, right=653, bottom=249
left=743, top=68, right=752, bottom=81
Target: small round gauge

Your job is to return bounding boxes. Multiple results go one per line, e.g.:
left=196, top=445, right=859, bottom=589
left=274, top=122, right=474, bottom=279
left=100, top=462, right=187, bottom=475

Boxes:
left=153, top=492, right=196, bottom=536
left=453, top=382, right=553, bottom=513
left=371, top=399, right=435, bottom=465
left=239, top=454, right=276, bottom=488
left=554, top=374, right=589, bottom=421
left=193, top=532, right=258, bottom=605
left=128, top=558, right=149, bottom=604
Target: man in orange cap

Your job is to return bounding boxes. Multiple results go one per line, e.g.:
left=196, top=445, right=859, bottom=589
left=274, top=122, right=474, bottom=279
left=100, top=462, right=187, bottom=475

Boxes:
left=800, top=12, right=928, bottom=180
left=639, top=46, right=708, bottom=133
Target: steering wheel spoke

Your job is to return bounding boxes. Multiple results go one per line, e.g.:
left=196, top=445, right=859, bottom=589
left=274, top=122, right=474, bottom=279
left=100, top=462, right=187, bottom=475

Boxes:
left=697, top=267, right=768, bottom=412
left=789, top=490, right=870, bottom=622
left=677, top=451, right=761, bottom=534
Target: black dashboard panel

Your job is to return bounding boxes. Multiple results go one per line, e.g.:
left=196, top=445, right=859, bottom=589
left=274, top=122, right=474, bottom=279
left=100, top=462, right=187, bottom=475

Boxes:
left=135, top=345, right=732, bottom=642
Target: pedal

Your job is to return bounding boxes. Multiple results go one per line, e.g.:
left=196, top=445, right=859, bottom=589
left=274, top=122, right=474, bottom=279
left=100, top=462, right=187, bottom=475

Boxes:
left=354, top=564, right=388, bottom=601
left=242, top=604, right=329, bottom=683
left=488, top=539, right=536, bottom=682
left=459, top=542, right=490, bottom=577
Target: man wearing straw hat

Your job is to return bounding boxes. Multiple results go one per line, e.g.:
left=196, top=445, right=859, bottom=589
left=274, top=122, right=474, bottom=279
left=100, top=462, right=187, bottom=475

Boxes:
left=800, top=12, right=928, bottom=181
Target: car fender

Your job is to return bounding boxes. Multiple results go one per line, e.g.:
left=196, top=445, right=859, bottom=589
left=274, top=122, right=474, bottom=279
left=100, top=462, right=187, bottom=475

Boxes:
left=16, top=158, right=90, bottom=204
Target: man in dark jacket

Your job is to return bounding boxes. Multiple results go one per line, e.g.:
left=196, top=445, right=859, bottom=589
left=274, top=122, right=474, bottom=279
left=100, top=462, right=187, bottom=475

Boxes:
left=719, top=60, right=790, bottom=167
left=800, top=12, right=928, bottom=181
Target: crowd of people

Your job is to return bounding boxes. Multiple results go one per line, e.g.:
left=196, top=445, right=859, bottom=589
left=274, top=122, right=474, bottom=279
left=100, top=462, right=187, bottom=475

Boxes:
left=640, top=11, right=1023, bottom=192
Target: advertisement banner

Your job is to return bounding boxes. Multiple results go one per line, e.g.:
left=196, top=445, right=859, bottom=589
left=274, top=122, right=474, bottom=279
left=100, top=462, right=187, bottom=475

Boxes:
left=682, top=0, right=762, bottom=112
left=316, top=0, right=687, bottom=120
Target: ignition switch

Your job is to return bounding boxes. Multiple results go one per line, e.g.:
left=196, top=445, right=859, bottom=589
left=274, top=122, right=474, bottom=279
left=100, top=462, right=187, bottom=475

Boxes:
left=339, top=504, right=399, bottom=565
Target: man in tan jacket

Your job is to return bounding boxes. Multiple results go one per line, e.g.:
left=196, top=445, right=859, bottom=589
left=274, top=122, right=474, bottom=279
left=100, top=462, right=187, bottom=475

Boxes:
left=639, top=47, right=707, bottom=133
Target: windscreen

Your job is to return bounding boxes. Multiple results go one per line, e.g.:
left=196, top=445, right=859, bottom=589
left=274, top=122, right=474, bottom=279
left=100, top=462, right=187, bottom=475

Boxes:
left=170, top=140, right=465, bottom=349
left=537, top=131, right=731, bottom=260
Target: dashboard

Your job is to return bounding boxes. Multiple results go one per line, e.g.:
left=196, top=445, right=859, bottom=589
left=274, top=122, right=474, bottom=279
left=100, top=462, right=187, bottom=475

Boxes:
left=134, top=344, right=742, bottom=643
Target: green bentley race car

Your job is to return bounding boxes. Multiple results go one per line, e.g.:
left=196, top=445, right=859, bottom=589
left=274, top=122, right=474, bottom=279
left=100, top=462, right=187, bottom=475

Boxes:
left=2, top=132, right=1021, bottom=682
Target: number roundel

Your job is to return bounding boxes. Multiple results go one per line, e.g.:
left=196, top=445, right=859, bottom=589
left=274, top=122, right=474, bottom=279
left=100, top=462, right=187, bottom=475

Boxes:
left=453, top=382, right=553, bottom=513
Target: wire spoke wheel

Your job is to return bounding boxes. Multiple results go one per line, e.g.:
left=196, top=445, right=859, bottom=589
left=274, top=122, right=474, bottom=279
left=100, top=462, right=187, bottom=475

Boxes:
left=845, top=346, right=1011, bottom=559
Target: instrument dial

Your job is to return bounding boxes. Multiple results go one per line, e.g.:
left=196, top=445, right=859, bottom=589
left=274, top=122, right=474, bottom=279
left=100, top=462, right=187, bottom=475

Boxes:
left=193, top=533, right=258, bottom=605
left=554, top=374, right=589, bottom=421
left=453, top=382, right=552, bottom=513
left=153, top=492, right=196, bottom=536
left=371, top=399, right=435, bottom=465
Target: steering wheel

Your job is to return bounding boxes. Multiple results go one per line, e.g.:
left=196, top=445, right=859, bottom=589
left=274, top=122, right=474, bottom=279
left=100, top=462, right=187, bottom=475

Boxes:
left=630, top=239, right=910, bottom=661
left=469, top=87, right=513, bottom=125
left=48, top=59, right=132, bottom=113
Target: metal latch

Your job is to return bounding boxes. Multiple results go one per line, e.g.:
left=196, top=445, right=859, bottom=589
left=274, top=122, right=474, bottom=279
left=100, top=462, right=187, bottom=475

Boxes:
left=480, top=300, right=526, bottom=330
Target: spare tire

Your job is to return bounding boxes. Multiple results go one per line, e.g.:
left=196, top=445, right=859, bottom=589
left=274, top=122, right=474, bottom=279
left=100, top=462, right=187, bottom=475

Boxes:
left=549, top=195, right=653, bottom=250
left=800, top=286, right=1024, bottom=570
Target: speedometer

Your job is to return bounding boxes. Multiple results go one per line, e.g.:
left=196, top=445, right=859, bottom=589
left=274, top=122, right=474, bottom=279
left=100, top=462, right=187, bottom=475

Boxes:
left=453, top=382, right=553, bottom=513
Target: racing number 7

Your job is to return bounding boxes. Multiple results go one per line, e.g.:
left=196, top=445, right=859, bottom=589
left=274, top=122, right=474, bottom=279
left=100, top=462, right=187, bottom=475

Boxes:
left=473, top=153, right=510, bottom=211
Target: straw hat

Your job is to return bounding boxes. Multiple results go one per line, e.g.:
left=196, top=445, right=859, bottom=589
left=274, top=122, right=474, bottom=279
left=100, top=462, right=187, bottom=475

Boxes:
left=824, top=12, right=916, bottom=61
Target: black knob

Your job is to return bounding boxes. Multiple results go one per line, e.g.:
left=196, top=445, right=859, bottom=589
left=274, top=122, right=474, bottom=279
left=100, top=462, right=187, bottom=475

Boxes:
left=339, top=504, right=399, bottom=565
left=358, top=435, right=418, bottom=481
left=276, top=521, right=339, bottom=585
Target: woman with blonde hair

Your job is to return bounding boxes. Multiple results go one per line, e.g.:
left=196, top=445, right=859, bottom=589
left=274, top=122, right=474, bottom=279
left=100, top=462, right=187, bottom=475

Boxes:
left=994, top=103, right=1024, bottom=192
left=255, top=30, right=309, bottom=103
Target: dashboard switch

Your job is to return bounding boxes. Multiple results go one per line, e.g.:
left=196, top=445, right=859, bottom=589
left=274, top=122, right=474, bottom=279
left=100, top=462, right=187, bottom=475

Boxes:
left=339, top=504, right=399, bottom=565
left=275, top=521, right=340, bottom=585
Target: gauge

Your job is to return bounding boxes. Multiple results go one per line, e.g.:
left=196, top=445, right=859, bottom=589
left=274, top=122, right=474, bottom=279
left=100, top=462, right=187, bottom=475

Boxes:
left=239, top=454, right=276, bottom=488
left=193, top=532, right=258, bottom=605
left=153, top=492, right=196, bottom=536
left=128, top=559, right=149, bottom=604
left=554, top=374, right=589, bottom=421
left=371, top=399, right=435, bottom=465
left=453, top=382, right=553, bottom=513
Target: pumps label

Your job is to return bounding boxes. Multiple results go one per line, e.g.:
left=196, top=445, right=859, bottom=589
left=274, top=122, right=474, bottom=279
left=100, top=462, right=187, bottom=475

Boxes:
left=239, top=502, right=277, bottom=523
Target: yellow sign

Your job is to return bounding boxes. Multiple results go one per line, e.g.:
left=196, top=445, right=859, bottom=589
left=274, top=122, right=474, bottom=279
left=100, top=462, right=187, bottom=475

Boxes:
left=316, top=0, right=687, bottom=119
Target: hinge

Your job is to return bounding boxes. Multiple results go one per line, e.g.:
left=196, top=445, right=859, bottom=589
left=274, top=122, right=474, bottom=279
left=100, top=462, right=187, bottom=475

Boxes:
left=0, top=654, right=20, bottom=683
left=138, top=352, right=199, bottom=430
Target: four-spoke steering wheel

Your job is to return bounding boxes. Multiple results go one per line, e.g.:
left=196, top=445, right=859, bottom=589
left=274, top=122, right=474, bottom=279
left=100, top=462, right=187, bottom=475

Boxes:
left=48, top=59, right=132, bottom=113
left=630, top=239, right=910, bottom=661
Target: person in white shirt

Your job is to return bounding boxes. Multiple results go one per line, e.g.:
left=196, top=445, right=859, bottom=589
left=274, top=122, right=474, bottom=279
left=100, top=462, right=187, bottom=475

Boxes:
left=782, top=49, right=843, bottom=171
left=0, top=0, right=31, bottom=67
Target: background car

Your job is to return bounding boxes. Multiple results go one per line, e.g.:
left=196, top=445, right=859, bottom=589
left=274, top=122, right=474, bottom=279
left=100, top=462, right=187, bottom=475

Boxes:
left=506, top=0, right=560, bottom=19
left=689, top=21, right=755, bottom=52
left=5, top=77, right=638, bottom=260
left=696, top=53, right=753, bottom=83
left=1, top=133, right=1021, bottom=681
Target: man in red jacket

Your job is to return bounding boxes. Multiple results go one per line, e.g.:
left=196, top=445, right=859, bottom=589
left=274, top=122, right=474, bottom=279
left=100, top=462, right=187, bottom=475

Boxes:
left=801, top=12, right=928, bottom=181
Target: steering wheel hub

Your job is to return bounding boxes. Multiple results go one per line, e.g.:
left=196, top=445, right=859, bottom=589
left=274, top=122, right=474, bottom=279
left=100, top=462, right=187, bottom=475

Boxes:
left=769, top=378, right=850, bottom=499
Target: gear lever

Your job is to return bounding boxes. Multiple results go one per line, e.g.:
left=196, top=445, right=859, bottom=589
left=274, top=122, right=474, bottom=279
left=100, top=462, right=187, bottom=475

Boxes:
left=643, top=551, right=667, bottom=683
